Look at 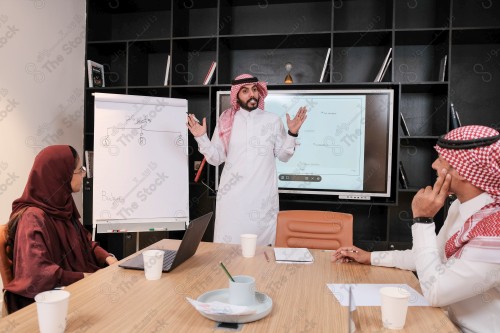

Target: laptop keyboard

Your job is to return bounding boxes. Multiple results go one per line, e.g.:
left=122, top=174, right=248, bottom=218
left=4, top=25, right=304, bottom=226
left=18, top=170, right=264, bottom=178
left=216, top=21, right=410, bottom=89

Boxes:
left=163, top=250, right=177, bottom=270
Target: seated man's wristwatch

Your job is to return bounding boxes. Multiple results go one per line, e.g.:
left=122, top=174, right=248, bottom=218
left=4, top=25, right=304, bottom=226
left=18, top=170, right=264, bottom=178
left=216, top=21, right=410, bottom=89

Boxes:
left=412, top=217, right=434, bottom=224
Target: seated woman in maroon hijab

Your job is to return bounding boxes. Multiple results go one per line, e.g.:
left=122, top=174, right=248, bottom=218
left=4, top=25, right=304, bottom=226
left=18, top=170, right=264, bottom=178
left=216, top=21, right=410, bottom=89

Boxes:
left=3, top=145, right=118, bottom=313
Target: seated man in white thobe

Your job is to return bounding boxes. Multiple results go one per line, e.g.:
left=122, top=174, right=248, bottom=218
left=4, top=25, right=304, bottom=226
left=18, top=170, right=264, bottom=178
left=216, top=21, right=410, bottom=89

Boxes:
left=187, top=74, right=307, bottom=246
left=332, top=125, right=500, bottom=333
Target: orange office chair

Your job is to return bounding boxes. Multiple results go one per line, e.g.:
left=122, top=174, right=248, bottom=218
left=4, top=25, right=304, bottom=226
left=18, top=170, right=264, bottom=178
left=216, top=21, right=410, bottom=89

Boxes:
left=0, top=223, right=13, bottom=316
left=0, top=224, right=13, bottom=287
left=275, top=210, right=353, bottom=250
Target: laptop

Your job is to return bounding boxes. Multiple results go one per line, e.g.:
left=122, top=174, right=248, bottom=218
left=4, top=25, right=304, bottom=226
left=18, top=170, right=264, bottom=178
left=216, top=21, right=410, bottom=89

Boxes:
left=119, top=212, right=213, bottom=272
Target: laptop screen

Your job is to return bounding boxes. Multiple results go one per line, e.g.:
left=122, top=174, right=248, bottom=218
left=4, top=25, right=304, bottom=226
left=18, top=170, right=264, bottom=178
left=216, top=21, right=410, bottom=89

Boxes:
left=118, top=212, right=213, bottom=272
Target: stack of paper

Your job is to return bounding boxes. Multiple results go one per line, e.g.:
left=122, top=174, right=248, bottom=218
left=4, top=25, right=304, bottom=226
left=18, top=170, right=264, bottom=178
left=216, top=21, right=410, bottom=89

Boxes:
left=273, top=248, right=314, bottom=263
left=327, top=284, right=429, bottom=306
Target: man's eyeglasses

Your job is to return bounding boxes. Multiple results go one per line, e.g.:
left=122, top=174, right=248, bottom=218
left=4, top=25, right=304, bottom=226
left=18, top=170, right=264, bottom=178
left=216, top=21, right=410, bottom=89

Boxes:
left=74, top=166, right=87, bottom=174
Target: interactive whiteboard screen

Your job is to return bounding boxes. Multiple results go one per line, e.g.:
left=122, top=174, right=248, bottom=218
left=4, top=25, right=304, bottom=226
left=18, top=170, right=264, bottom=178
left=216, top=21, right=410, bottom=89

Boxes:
left=268, top=94, right=366, bottom=192
left=216, top=89, right=395, bottom=201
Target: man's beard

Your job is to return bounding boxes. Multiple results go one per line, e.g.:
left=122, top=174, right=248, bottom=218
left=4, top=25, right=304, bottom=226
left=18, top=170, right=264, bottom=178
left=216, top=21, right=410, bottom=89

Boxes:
left=238, top=97, right=259, bottom=111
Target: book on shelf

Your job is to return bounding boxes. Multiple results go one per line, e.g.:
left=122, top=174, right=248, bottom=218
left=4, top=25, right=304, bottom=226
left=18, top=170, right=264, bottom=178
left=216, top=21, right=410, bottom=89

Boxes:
left=379, top=58, right=392, bottom=82
left=87, top=60, right=105, bottom=87
left=450, top=103, right=462, bottom=129
left=194, top=158, right=206, bottom=183
left=319, top=47, right=331, bottom=83
left=374, top=48, right=392, bottom=82
left=399, top=161, right=409, bottom=189
left=84, top=150, right=94, bottom=178
left=163, top=55, right=171, bottom=86
left=400, top=113, right=410, bottom=136
left=203, top=61, right=217, bottom=85
left=438, top=55, right=447, bottom=82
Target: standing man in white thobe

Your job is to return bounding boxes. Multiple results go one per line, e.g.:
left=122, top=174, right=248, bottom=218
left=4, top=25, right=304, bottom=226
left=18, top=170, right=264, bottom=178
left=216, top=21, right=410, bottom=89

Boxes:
left=187, top=74, right=307, bottom=246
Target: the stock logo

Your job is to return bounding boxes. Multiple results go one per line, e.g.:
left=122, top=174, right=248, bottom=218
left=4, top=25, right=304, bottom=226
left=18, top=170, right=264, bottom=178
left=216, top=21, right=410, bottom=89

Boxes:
left=0, top=98, right=20, bottom=122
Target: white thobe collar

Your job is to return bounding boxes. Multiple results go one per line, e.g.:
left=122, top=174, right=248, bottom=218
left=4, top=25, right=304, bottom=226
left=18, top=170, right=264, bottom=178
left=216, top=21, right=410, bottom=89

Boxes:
left=457, top=192, right=494, bottom=221
left=236, top=108, right=263, bottom=120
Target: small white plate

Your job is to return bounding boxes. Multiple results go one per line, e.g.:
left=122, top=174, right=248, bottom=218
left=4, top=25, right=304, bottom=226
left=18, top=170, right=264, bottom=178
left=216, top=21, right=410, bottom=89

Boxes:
left=196, top=289, right=273, bottom=323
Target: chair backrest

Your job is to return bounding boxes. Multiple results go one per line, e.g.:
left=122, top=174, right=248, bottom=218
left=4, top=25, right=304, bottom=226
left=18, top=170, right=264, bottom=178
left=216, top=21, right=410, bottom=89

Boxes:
left=275, top=210, right=353, bottom=250
left=0, top=224, right=13, bottom=287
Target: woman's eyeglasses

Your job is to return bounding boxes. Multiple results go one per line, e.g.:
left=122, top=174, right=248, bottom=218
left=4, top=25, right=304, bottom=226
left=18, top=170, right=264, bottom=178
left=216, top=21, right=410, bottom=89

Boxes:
left=74, top=166, right=87, bottom=174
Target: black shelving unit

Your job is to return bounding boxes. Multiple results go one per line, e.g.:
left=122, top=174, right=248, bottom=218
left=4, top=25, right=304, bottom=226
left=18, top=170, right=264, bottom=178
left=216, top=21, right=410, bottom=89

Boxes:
left=84, top=0, right=500, bottom=256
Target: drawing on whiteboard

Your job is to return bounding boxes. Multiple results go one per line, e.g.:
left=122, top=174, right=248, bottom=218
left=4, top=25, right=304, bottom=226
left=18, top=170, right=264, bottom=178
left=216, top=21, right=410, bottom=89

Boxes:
left=101, top=190, right=125, bottom=209
left=101, top=114, right=184, bottom=147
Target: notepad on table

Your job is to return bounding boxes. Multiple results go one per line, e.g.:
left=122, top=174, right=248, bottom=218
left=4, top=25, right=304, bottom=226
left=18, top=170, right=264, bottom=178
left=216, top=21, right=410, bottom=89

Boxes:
left=327, top=284, right=429, bottom=306
left=273, top=248, right=314, bottom=263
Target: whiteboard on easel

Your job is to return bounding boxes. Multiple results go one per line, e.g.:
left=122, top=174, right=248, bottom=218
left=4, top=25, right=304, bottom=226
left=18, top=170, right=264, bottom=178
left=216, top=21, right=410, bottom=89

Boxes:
left=92, top=93, right=189, bottom=234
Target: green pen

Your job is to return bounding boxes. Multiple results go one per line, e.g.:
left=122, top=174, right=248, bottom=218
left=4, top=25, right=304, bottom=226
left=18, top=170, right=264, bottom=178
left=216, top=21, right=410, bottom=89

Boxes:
left=148, top=228, right=166, bottom=231
left=219, top=261, right=235, bottom=282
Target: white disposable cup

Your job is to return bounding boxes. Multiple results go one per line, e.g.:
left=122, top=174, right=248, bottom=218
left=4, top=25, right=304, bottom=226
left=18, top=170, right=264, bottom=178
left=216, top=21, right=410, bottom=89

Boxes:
left=142, top=250, right=164, bottom=280
left=229, top=275, right=256, bottom=306
left=240, top=234, right=257, bottom=258
left=34, top=290, right=70, bottom=333
left=380, top=286, right=411, bottom=330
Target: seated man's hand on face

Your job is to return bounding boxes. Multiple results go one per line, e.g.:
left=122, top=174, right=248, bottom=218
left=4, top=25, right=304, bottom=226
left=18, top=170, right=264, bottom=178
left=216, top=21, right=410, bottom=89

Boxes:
left=412, top=168, right=452, bottom=218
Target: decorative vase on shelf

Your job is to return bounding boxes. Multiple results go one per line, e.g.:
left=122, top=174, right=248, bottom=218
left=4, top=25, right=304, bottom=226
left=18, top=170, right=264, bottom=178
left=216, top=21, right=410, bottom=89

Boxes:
left=284, top=62, right=293, bottom=84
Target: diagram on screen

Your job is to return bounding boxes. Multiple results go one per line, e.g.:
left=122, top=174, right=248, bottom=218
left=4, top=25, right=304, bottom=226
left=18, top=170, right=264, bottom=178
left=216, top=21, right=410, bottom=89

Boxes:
left=266, top=94, right=366, bottom=191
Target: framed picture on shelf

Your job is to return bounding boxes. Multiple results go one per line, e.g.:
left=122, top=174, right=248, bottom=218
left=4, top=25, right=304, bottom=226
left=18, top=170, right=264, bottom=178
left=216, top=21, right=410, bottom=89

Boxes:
left=87, top=60, right=105, bottom=88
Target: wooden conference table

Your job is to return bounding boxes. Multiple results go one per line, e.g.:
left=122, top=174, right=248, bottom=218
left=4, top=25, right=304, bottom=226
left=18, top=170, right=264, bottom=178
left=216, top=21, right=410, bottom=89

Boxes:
left=0, top=240, right=459, bottom=332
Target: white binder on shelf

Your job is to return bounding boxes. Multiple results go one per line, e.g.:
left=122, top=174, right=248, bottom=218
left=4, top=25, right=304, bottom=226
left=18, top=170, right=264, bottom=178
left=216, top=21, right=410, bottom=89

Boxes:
left=163, top=55, right=171, bottom=85
left=319, top=48, right=331, bottom=83
left=374, top=48, right=392, bottom=82
left=203, top=61, right=217, bottom=85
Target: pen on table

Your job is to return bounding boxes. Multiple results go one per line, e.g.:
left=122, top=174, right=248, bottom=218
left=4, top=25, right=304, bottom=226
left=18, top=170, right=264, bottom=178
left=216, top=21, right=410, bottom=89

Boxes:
left=321, top=249, right=358, bottom=253
left=264, top=251, right=270, bottom=262
left=106, top=229, right=127, bottom=233
left=219, top=261, right=235, bottom=282
left=148, top=228, right=167, bottom=231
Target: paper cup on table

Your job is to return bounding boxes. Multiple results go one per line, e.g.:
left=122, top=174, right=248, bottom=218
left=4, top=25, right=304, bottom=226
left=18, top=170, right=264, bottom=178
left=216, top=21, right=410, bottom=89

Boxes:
left=35, top=290, right=70, bottom=333
left=229, top=275, right=256, bottom=306
left=143, top=249, right=164, bottom=280
left=240, top=234, right=257, bottom=257
left=380, top=286, right=411, bottom=330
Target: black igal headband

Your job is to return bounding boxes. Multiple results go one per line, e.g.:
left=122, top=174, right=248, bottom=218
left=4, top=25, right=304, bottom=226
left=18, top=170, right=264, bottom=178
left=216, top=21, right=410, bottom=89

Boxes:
left=231, top=76, right=259, bottom=85
left=437, top=134, right=500, bottom=149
